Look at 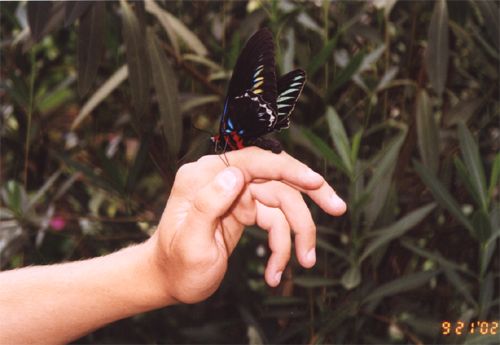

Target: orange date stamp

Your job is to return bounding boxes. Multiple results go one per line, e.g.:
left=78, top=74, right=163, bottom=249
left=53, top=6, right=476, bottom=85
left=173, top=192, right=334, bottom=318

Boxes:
left=441, top=321, right=499, bottom=335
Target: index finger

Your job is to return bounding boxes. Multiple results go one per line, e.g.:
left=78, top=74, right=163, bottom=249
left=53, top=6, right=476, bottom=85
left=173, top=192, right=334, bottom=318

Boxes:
left=199, top=147, right=325, bottom=190
left=197, top=147, right=347, bottom=217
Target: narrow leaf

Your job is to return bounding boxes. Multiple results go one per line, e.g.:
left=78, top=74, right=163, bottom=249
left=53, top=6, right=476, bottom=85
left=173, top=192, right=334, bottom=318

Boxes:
left=293, top=276, right=339, bottom=288
left=64, top=2, right=92, bottom=27
left=401, top=240, right=475, bottom=277
left=443, top=266, right=476, bottom=307
left=307, top=33, right=340, bottom=76
left=416, top=89, right=439, bottom=174
left=340, top=265, right=361, bottom=290
left=350, top=129, right=363, bottom=165
left=364, top=128, right=406, bottom=223
left=301, top=127, right=348, bottom=175
left=121, top=0, right=151, bottom=119
left=316, top=237, right=347, bottom=259
left=27, top=1, right=52, bottom=42
left=328, top=51, right=364, bottom=96
left=360, top=203, right=436, bottom=262
left=414, top=160, right=475, bottom=234
left=488, top=153, right=500, bottom=201
left=363, top=270, right=439, bottom=303
left=443, top=98, right=483, bottom=128
left=144, top=0, right=180, bottom=57
left=147, top=28, right=182, bottom=157
left=72, top=65, right=128, bottom=130
left=326, top=106, right=352, bottom=175
left=479, top=272, right=494, bottom=320
left=77, top=2, right=106, bottom=97
left=472, top=210, right=492, bottom=243
left=454, top=157, right=484, bottom=209
left=126, top=139, right=150, bottom=193
left=475, top=0, right=500, bottom=50
left=425, top=0, right=449, bottom=97
left=458, top=122, right=488, bottom=210
left=145, top=0, right=207, bottom=56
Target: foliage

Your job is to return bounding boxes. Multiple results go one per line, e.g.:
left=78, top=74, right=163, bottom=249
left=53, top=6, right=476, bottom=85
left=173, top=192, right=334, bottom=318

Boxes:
left=1, top=0, right=499, bottom=344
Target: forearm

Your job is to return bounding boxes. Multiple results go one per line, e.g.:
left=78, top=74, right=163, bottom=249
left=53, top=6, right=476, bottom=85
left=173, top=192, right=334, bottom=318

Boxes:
left=0, top=237, right=174, bottom=344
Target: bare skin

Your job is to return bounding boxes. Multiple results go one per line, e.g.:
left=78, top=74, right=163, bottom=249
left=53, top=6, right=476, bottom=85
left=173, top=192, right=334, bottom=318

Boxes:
left=0, top=148, right=346, bottom=344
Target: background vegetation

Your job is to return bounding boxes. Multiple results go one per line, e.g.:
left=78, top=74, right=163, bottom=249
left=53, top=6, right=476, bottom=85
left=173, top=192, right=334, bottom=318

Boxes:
left=1, top=0, right=499, bottom=344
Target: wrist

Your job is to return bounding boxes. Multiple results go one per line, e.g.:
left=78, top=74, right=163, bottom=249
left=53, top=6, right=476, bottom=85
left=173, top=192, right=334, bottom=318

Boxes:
left=138, top=234, right=178, bottom=307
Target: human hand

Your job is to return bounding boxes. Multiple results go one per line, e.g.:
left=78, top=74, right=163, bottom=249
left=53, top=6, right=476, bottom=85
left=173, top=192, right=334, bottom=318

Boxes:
left=148, top=147, right=346, bottom=304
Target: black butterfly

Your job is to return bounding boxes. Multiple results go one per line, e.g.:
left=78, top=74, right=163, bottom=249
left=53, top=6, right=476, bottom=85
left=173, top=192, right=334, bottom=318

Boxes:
left=211, top=28, right=306, bottom=154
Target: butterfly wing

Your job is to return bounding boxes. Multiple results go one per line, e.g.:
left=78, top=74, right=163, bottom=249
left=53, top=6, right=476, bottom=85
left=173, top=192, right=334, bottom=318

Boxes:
left=219, top=28, right=278, bottom=141
left=225, top=28, right=277, bottom=109
left=274, top=69, right=306, bottom=130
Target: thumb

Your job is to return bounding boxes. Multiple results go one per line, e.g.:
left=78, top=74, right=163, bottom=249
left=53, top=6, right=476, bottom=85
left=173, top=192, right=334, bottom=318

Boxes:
left=185, top=167, right=244, bottom=241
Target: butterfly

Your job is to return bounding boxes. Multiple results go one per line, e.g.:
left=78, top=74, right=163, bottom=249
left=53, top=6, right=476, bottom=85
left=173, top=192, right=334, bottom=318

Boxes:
left=211, top=28, right=306, bottom=154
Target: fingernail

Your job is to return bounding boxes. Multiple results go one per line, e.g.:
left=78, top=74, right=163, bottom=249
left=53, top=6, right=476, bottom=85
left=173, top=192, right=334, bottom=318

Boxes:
left=274, top=271, right=282, bottom=285
left=305, top=168, right=322, bottom=182
left=217, top=169, right=237, bottom=192
left=306, top=248, right=316, bottom=264
left=331, top=193, right=346, bottom=210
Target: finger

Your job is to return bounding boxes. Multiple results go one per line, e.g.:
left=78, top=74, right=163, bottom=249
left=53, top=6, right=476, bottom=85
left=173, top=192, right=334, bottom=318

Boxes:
left=303, top=181, right=347, bottom=216
left=255, top=202, right=291, bottom=287
left=250, top=181, right=316, bottom=268
left=184, top=167, right=244, bottom=245
left=198, top=147, right=325, bottom=191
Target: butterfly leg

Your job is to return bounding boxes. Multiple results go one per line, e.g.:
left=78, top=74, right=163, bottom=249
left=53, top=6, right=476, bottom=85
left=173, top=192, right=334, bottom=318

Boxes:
left=250, top=137, right=283, bottom=154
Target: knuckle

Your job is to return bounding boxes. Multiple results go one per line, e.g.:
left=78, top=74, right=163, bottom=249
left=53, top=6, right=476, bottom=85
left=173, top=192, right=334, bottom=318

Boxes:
left=192, top=193, right=212, bottom=216
left=196, top=155, right=215, bottom=165
left=176, top=162, right=196, bottom=178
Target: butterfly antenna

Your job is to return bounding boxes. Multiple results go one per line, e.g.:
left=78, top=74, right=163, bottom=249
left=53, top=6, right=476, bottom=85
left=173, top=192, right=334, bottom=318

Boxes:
left=217, top=138, right=230, bottom=167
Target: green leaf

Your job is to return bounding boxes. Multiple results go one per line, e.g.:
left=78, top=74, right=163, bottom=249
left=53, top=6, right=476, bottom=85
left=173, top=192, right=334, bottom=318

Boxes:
left=121, top=0, right=151, bottom=120
left=262, top=296, right=305, bottom=306
left=401, top=240, right=475, bottom=277
left=316, top=237, right=347, bottom=259
left=414, top=159, right=475, bottom=235
left=97, top=150, right=126, bottom=195
left=3, top=180, right=24, bottom=215
left=416, top=89, right=439, bottom=175
left=425, top=0, right=449, bottom=97
left=293, top=276, right=339, bottom=288
left=444, top=98, right=483, bottom=128
left=64, top=1, right=92, bottom=27
left=350, top=129, right=363, bottom=165
left=147, top=28, right=182, bottom=157
left=442, top=266, right=477, bottom=307
left=365, top=129, right=406, bottom=196
left=27, top=1, right=53, bottom=42
left=38, top=87, right=74, bottom=114
left=488, top=153, right=500, bottom=202
left=479, top=272, right=494, bottom=320
left=340, top=265, right=361, bottom=290
left=363, top=270, right=439, bottom=303
left=364, top=128, right=406, bottom=225
left=301, top=127, right=348, bottom=175
left=475, top=0, right=500, bottom=50
left=454, top=157, right=484, bottom=209
left=326, top=106, right=353, bottom=175
left=52, top=151, right=117, bottom=195
left=77, top=2, right=106, bottom=97
left=458, top=122, right=488, bottom=210
left=360, top=203, right=436, bottom=262
left=472, top=209, right=492, bottom=244
left=464, top=332, right=500, bottom=345
left=126, top=139, right=150, bottom=193
left=71, top=65, right=128, bottom=130
left=327, top=51, right=364, bottom=97
left=307, top=33, right=340, bottom=76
